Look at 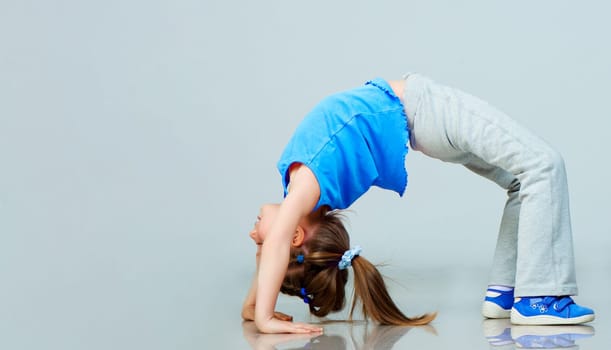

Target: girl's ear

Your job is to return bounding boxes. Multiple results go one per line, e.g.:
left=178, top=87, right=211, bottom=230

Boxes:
left=292, top=226, right=306, bottom=247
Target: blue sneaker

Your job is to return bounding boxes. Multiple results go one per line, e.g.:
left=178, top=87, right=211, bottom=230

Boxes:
left=483, top=288, right=514, bottom=319
left=511, top=296, right=595, bottom=325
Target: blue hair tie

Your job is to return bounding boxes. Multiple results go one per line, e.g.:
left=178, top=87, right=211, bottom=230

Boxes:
left=296, top=254, right=304, bottom=264
left=338, top=246, right=362, bottom=270
left=300, top=287, right=311, bottom=304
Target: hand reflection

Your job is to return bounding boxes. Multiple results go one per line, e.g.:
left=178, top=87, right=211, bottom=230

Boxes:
left=482, top=319, right=595, bottom=349
left=242, top=320, right=437, bottom=350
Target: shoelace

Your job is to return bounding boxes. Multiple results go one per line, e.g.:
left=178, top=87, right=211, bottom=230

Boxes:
left=540, top=296, right=574, bottom=311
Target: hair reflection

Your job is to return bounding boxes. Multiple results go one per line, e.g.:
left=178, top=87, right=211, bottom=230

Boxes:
left=242, top=321, right=437, bottom=350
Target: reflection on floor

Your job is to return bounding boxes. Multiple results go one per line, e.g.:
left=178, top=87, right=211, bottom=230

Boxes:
left=241, top=319, right=594, bottom=350
left=483, top=319, right=594, bottom=349
left=232, top=264, right=607, bottom=350
left=242, top=320, right=434, bottom=350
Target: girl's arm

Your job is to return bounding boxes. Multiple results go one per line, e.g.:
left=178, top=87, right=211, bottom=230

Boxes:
left=241, top=245, right=292, bottom=322
left=254, top=164, right=323, bottom=334
left=241, top=246, right=261, bottom=321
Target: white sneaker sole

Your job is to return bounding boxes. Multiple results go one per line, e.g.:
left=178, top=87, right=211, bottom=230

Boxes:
left=510, top=308, right=595, bottom=325
left=482, top=301, right=511, bottom=319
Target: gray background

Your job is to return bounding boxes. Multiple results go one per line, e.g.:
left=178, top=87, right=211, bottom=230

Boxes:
left=1, top=0, right=610, bottom=349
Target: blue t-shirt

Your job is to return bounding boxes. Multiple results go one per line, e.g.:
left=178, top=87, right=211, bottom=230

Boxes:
left=277, top=78, right=410, bottom=210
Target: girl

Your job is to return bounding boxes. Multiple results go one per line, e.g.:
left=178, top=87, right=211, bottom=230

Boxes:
left=242, top=73, right=595, bottom=334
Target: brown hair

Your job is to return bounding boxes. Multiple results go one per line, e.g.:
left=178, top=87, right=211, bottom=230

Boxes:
left=280, top=209, right=436, bottom=326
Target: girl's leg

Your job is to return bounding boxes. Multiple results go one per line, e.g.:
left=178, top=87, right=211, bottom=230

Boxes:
left=464, top=160, right=520, bottom=318
left=463, top=161, right=520, bottom=288
left=403, top=73, right=578, bottom=297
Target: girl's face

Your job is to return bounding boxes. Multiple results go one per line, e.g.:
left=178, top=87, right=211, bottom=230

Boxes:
left=249, top=204, right=280, bottom=245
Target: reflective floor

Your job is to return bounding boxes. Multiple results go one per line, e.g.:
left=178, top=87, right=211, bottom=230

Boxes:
left=240, top=320, right=597, bottom=350
left=220, top=265, right=608, bottom=350
left=2, top=264, right=606, bottom=349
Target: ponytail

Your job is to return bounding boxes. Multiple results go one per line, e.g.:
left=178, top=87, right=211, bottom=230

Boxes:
left=281, top=209, right=435, bottom=326
left=351, top=256, right=436, bottom=325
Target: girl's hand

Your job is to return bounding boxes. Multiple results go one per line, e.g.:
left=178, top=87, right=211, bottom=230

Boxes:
left=242, top=321, right=320, bottom=350
left=256, top=316, right=323, bottom=334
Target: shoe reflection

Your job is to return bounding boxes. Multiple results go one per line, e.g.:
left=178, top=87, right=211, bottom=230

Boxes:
left=242, top=321, right=437, bottom=350
left=483, top=319, right=515, bottom=348
left=482, top=319, right=595, bottom=349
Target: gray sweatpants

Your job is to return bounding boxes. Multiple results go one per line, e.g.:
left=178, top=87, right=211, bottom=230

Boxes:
left=402, top=73, right=578, bottom=297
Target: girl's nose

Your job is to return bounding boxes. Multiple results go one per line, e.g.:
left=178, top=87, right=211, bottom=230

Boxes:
left=249, top=228, right=257, bottom=241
